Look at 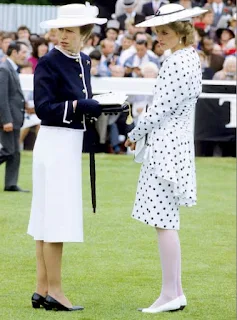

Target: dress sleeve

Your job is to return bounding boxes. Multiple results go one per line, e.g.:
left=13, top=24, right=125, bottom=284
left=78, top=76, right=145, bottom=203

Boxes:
left=128, top=56, right=188, bottom=142
left=34, top=57, right=74, bottom=124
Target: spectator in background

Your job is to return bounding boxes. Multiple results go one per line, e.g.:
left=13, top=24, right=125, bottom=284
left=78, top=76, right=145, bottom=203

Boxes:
left=81, top=34, right=95, bottom=55
left=210, top=0, right=233, bottom=27
left=45, top=28, right=59, bottom=50
left=17, top=25, right=32, bottom=55
left=142, top=0, right=169, bottom=18
left=216, top=27, right=235, bottom=51
left=105, top=20, right=120, bottom=42
left=29, top=33, right=41, bottom=48
left=199, top=36, right=225, bottom=74
left=107, top=65, right=127, bottom=154
left=119, top=31, right=155, bottom=66
left=0, top=41, right=29, bottom=192
left=212, top=43, right=223, bottom=55
left=91, top=25, right=102, bottom=47
left=224, top=37, right=236, bottom=56
left=152, top=40, right=171, bottom=65
left=199, top=7, right=216, bottom=39
left=89, top=49, right=102, bottom=76
left=228, top=12, right=236, bottom=34
left=198, top=50, right=215, bottom=79
left=0, top=33, right=13, bottom=63
left=124, top=39, right=160, bottom=77
left=115, top=0, right=148, bottom=17
left=98, top=39, right=117, bottom=76
left=17, top=25, right=31, bottom=41
left=117, top=0, right=145, bottom=31
left=19, top=63, right=41, bottom=149
left=116, top=33, right=133, bottom=59
left=131, top=61, right=159, bottom=123
left=213, top=55, right=237, bottom=80
left=0, top=31, right=4, bottom=59
left=179, top=0, right=193, bottom=9
left=28, top=37, right=48, bottom=72
left=125, top=18, right=147, bottom=36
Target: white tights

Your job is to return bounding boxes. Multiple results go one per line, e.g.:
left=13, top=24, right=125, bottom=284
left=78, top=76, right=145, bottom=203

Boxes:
left=148, top=229, right=183, bottom=308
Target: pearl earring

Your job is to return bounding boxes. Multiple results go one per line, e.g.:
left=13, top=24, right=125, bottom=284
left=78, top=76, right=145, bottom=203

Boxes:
left=179, top=38, right=182, bottom=44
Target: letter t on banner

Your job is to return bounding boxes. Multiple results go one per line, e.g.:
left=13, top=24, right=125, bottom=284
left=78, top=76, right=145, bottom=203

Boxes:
left=219, top=98, right=236, bottom=128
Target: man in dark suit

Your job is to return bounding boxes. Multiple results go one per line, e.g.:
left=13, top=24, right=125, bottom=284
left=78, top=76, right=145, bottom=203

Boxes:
left=142, top=0, right=169, bottom=17
left=199, top=36, right=225, bottom=74
left=0, top=41, right=29, bottom=192
left=117, top=0, right=145, bottom=31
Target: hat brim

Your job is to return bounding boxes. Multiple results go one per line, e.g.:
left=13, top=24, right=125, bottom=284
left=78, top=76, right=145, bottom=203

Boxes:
left=135, top=7, right=208, bottom=27
left=216, top=28, right=235, bottom=39
left=40, top=17, right=107, bottom=29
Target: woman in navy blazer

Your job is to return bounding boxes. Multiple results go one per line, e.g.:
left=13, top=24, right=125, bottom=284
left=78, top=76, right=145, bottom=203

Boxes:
left=27, top=3, right=107, bottom=312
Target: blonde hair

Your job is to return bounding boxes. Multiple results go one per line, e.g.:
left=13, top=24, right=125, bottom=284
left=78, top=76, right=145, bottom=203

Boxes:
left=156, top=21, right=194, bottom=46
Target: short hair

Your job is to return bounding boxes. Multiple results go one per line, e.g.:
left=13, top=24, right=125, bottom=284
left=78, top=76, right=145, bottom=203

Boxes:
left=133, top=31, right=146, bottom=41
left=31, top=37, right=48, bottom=59
left=123, top=34, right=133, bottom=41
left=2, top=32, right=13, bottom=41
left=136, top=39, right=148, bottom=47
left=156, top=21, right=195, bottom=46
left=200, top=35, right=213, bottom=48
left=17, top=25, right=31, bottom=34
left=7, top=41, right=27, bottom=57
left=100, top=39, right=115, bottom=49
left=89, top=50, right=101, bottom=61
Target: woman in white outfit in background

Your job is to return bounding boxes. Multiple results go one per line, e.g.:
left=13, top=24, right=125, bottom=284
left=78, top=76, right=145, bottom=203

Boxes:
left=125, top=4, right=207, bottom=314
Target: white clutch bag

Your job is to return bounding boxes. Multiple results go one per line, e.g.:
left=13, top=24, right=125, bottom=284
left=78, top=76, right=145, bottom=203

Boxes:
left=134, top=105, right=148, bottom=164
left=134, top=135, right=148, bottom=163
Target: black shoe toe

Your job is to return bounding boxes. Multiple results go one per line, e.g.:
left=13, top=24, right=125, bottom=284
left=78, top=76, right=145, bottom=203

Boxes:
left=4, top=185, right=30, bottom=192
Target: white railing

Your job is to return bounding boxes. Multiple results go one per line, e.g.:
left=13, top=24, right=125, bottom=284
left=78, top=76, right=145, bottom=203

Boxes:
left=19, top=75, right=236, bottom=99
left=19, top=75, right=236, bottom=129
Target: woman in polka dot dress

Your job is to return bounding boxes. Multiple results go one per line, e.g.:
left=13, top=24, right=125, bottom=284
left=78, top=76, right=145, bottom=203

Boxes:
left=125, top=4, right=208, bottom=314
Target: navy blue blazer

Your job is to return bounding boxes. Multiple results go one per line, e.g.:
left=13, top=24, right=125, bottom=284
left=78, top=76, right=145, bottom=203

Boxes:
left=34, top=48, right=93, bottom=130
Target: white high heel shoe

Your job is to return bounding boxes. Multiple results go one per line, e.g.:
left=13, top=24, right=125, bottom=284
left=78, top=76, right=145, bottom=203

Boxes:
left=179, top=295, right=187, bottom=310
left=140, top=297, right=181, bottom=314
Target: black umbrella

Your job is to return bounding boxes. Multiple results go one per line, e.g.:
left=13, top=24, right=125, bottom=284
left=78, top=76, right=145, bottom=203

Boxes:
left=90, top=150, right=96, bottom=213
left=88, top=102, right=132, bottom=213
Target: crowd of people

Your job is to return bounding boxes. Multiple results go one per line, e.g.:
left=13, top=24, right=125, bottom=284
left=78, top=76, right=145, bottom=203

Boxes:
left=0, top=0, right=236, bottom=154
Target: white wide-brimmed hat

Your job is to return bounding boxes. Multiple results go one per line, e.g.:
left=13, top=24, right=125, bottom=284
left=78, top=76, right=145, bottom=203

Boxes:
left=40, top=2, right=108, bottom=29
left=136, top=4, right=208, bottom=28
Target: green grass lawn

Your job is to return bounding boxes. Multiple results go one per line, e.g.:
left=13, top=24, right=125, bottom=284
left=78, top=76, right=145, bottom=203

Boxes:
left=0, top=153, right=236, bottom=320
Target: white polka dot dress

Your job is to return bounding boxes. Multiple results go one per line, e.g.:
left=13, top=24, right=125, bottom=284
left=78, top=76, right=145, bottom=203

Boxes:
left=128, top=47, right=202, bottom=230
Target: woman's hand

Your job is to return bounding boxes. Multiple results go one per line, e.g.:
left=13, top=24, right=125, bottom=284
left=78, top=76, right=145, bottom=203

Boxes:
left=125, top=138, right=136, bottom=151
left=75, top=99, right=102, bottom=118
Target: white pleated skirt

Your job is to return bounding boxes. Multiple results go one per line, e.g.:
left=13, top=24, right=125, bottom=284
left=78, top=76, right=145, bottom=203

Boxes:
left=27, top=126, right=84, bottom=243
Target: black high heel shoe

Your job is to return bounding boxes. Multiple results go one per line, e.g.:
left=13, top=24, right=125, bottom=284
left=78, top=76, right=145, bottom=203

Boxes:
left=44, top=295, right=84, bottom=311
left=31, top=293, right=46, bottom=309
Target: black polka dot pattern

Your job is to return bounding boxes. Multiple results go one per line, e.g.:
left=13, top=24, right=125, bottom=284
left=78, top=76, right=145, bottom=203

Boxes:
left=128, top=47, right=201, bottom=228
left=132, top=167, right=180, bottom=230
left=128, top=47, right=202, bottom=142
